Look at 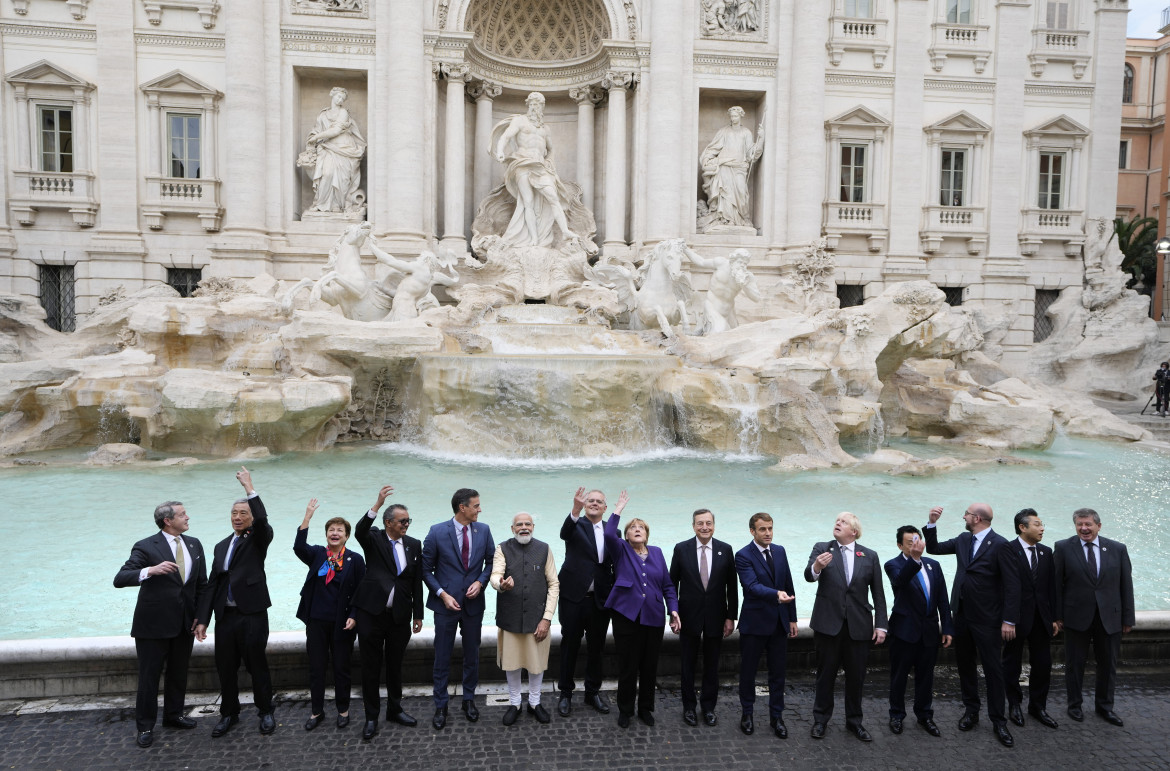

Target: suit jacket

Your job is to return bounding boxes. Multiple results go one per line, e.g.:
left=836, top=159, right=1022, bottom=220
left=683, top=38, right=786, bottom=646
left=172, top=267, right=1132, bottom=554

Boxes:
left=1000, top=538, right=1057, bottom=637
left=669, top=536, right=738, bottom=636
left=734, top=542, right=797, bottom=636
left=884, top=553, right=953, bottom=645
left=293, top=527, right=367, bottom=629
left=422, top=518, right=494, bottom=619
left=114, top=530, right=208, bottom=639
left=602, top=514, right=678, bottom=626
left=352, top=512, right=424, bottom=624
left=1053, top=535, right=1136, bottom=635
left=198, top=494, right=274, bottom=621
left=558, top=513, right=615, bottom=604
left=804, top=541, right=889, bottom=640
left=924, top=525, right=1008, bottom=627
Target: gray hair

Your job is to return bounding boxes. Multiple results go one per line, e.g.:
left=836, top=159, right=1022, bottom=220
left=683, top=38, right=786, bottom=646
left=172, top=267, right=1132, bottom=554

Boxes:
left=233, top=498, right=249, bottom=506
left=1073, top=507, right=1101, bottom=525
left=154, top=501, right=183, bottom=529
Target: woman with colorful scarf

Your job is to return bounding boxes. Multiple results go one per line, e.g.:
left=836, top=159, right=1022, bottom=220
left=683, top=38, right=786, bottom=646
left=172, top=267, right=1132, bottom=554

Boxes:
left=295, top=499, right=366, bottom=731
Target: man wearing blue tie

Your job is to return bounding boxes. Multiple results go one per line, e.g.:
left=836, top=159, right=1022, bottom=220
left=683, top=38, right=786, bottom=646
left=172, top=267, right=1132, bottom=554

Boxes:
left=884, top=525, right=952, bottom=737
left=422, top=488, right=495, bottom=730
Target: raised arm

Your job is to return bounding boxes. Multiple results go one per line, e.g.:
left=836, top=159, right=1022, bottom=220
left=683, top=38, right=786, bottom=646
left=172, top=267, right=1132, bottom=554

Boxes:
left=368, top=239, right=414, bottom=273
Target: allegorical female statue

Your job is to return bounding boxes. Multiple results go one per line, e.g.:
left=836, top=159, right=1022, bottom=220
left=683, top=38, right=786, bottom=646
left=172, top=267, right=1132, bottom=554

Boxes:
left=698, top=106, right=764, bottom=232
left=298, top=87, right=367, bottom=215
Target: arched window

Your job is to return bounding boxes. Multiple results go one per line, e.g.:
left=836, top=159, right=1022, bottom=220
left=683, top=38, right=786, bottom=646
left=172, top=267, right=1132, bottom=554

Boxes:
left=1123, top=63, right=1135, bottom=104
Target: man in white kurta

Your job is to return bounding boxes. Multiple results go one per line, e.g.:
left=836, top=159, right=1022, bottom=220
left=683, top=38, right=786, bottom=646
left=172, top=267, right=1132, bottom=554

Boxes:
left=491, top=513, right=560, bottom=725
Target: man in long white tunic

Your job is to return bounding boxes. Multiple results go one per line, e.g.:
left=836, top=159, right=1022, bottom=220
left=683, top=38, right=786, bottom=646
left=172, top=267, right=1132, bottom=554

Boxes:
left=491, top=513, right=560, bottom=725
left=700, top=107, right=763, bottom=228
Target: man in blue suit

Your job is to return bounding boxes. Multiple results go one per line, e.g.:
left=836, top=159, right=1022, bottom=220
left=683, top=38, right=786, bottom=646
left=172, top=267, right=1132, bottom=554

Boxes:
left=885, top=525, right=952, bottom=738
left=924, top=502, right=1014, bottom=748
left=734, top=512, right=797, bottom=740
left=422, top=488, right=495, bottom=730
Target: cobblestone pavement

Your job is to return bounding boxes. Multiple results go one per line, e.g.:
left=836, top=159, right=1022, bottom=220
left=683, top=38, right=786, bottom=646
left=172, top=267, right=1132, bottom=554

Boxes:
left=2, top=670, right=1168, bottom=771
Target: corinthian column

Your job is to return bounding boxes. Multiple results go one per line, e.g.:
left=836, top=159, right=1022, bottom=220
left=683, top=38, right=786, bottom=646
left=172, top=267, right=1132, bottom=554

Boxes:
left=384, top=0, right=427, bottom=243
left=602, top=71, right=635, bottom=252
left=439, top=63, right=470, bottom=250
left=467, top=80, right=501, bottom=216
left=221, top=0, right=266, bottom=236
left=570, top=85, right=603, bottom=213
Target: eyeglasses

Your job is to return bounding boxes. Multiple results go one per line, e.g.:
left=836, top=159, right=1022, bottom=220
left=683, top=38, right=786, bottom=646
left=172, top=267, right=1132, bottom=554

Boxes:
left=387, top=518, right=411, bottom=525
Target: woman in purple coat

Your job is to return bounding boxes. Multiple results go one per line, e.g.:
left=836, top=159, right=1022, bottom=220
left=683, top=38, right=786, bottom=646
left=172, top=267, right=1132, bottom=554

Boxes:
left=603, top=491, right=681, bottom=728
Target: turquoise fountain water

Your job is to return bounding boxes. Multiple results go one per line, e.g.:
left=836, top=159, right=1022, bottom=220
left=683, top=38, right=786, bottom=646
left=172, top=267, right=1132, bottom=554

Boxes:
left=1, top=434, right=1167, bottom=641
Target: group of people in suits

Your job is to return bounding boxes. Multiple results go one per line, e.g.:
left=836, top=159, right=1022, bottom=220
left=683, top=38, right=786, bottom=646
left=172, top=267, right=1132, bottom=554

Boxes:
left=115, top=476, right=1136, bottom=751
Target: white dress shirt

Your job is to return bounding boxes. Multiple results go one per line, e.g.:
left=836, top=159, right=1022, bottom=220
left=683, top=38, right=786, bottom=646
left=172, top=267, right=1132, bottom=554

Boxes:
left=140, top=533, right=192, bottom=584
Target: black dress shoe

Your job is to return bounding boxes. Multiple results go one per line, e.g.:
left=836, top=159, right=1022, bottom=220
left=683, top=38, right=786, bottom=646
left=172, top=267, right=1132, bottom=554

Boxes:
left=432, top=707, right=448, bottom=730
left=136, top=730, right=153, bottom=748
left=388, top=711, right=416, bottom=727
left=1028, top=706, right=1058, bottom=729
left=889, top=717, right=904, bottom=734
left=810, top=722, right=826, bottom=739
left=528, top=703, right=551, bottom=724
left=462, top=700, right=479, bottom=722
left=740, top=713, right=754, bottom=735
left=771, top=716, right=787, bottom=739
left=163, top=716, right=197, bottom=729
left=683, top=709, right=698, bottom=726
left=304, top=714, right=322, bottom=731
left=362, top=719, right=377, bottom=740
left=585, top=692, right=611, bottom=714
left=502, top=705, right=520, bottom=726
left=1008, top=703, right=1025, bottom=727
left=557, top=694, right=572, bottom=717
left=957, top=712, right=979, bottom=731
left=994, top=723, right=1014, bottom=748
left=638, top=710, right=655, bottom=727
left=617, top=712, right=631, bottom=729
left=1067, top=706, right=1084, bottom=722
left=1096, top=708, right=1124, bottom=727
left=259, top=713, right=276, bottom=735
left=211, top=715, right=238, bottom=738
left=849, top=724, right=873, bottom=742
left=918, top=718, right=941, bottom=737
left=703, top=711, right=717, bottom=727
left=337, top=713, right=350, bottom=729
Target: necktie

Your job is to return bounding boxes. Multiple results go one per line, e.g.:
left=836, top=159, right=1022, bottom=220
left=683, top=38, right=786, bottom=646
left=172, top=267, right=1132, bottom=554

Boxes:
left=173, top=537, right=186, bottom=583
left=390, top=539, right=402, bottom=574
left=917, top=567, right=930, bottom=608
left=841, top=543, right=852, bottom=583
left=762, top=546, right=775, bottom=577
left=1028, top=546, right=1038, bottom=579
left=1086, top=542, right=1097, bottom=580
left=699, top=544, right=709, bottom=590
left=461, top=525, right=470, bottom=571
left=970, top=536, right=979, bottom=561
left=224, top=535, right=239, bottom=604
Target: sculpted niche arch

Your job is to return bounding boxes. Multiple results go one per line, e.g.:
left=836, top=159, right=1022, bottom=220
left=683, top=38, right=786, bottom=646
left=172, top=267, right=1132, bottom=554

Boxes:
left=440, top=0, right=638, bottom=42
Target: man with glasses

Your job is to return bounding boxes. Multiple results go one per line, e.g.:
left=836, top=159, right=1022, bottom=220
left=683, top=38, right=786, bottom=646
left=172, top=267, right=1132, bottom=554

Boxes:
left=353, top=485, right=424, bottom=741
left=924, top=503, right=1013, bottom=747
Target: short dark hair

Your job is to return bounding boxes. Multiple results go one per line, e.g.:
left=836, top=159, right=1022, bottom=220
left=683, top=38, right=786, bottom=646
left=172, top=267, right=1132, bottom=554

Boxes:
left=154, top=501, right=183, bottom=529
left=384, top=503, right=408, bottom=523
left=1014, top=508, right=1038, bottom=535
left=324, top=516, right=351, bottom=537
left=692, top=508, right=713, bottom=522
left=749, top=512, right=772, bottom=530
left=451, top=488, right=479, bottom=513
left=896, top=525, right=920, bottom=546
left=1073, top=507, right=1101, bottom=525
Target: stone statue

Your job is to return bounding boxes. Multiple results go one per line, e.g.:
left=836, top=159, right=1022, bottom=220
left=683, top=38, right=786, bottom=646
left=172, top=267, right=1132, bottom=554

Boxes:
left=488, top=92, right=583, bottom=249
left=701, top=0, right=760, bottom=35
left=586, top=238, right=697, bottom=336
left=298, top=87, right=366, bottom=215
left=699, top=107, right=764, bottom=233
left=687, top=248, right=762, bottom=334
left=371, top=246, right=460, bottom=322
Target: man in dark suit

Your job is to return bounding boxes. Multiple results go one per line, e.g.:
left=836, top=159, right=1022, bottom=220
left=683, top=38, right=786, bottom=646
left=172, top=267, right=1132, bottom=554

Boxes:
left=114, top=500, right=208, bottom=748
left=669, top=508, right=738, bottom=727
left=734, top=512, right=798, bottom=740
left=195, top=467, right=276, bottom=738
left=1054, top=508, right=1135, bottom=727
left=805, top=512, right=888, bottom=742
left=556, top=487, right=616, bottom=717
left=924, top=502, right=1014, bottom=747
left=353, top=485, right=425, bottom=741
left=1000, top=508, right=1059, bottom=729
left=422, top=488, right=495, bottom=729
left=885, top=525, right=952, bottom=737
